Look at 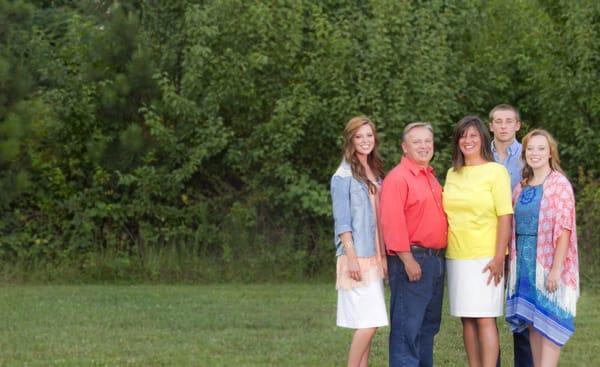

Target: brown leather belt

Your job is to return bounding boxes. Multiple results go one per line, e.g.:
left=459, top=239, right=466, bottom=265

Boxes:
left=410, top=244, right=445, bottom=257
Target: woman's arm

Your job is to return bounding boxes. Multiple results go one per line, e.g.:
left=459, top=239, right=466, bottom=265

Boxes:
left=331, top=174, right=362, bottom=282
left=340, top=231, right=361, bottom=281
left=484, top=214, right=512, bottom=285
left=546, top=229, right=570, bottom=292
left=546, top=174, right=575, bottom=292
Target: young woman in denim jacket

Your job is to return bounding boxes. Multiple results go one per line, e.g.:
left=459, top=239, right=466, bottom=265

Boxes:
left=331, top=116, right=388, bottom=367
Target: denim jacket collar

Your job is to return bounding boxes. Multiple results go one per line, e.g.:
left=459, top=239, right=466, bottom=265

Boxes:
left=338, top=159, right=382, bottom=189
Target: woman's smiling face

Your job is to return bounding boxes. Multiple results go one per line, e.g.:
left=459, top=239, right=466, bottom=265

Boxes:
left=353, top=124, right=375, bottom=157
left=459, top=126, right=482, bottom=160
left=525, top=134, right=551, bottom=170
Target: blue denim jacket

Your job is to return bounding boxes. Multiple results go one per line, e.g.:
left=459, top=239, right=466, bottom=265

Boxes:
left=330, top=160, right=378, bottom=257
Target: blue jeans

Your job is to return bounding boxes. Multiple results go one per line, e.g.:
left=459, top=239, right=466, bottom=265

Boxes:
left=388, top=253, right=445, bottom=367
left=514, top=329, right=533, bottom=367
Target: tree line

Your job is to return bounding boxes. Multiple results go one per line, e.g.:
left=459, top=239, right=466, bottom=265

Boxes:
left=1, top=0, right=598, bottom=283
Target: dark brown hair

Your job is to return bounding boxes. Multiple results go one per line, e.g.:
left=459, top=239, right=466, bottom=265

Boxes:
left=451, top=115, right=494, bottom=171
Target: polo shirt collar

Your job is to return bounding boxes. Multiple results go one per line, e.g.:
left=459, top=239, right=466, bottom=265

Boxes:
left=491, top=139, right=521, bottom=156
left=401, top=156, right=434, bottom=176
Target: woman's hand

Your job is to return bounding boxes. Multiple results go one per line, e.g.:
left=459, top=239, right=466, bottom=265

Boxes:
left=347, top=253, right=362, bottom=281
left=339, top=232, right=361, bottom=281
left=546, top=268, right=561, bottom=293
left=483, top=255, right=505, bottom=286
left=547, top=230, right=569, bottom=293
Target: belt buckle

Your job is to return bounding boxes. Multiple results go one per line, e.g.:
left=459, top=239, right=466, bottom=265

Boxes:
left=411, top=244, right=425, bottom=251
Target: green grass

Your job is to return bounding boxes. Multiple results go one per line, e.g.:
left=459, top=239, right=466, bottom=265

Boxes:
left=1, top=284, right=598, bottom=366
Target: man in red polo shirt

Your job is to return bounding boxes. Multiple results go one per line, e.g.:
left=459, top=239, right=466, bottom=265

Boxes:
left=380, top=122, right=448, bottom=367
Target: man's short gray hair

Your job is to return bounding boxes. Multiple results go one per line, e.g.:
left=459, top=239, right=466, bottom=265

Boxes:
left=402, top=122, right=434, bottom=142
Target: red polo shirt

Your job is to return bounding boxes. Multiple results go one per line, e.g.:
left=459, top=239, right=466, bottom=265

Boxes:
left=380, top=156, right=448, bottom=254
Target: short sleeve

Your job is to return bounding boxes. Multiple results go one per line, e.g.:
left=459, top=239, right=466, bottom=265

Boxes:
left=492, top=165, right=513, bottom=216
left=380, top=171, right=411, bottom=253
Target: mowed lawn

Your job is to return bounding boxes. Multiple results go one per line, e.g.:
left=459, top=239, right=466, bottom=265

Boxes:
left=1, top=283, right=598, bottom=366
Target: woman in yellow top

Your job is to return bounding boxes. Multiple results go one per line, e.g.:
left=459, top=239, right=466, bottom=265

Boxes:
left=443, top=116, right=513, bottom=367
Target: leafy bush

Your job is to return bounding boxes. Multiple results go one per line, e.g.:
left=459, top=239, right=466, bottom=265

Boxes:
left=576, top=170, right=600, bottom=290
left=0, top=0, right=598, bottom=283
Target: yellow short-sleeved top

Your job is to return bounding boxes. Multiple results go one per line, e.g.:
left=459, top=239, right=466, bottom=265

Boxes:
left=443, top=162, right=513, bottom=259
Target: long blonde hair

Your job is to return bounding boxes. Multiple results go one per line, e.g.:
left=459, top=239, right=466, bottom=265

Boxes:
left=520, top=129, right=565, bottom=186
left=342, top=116, right=384, bottom=193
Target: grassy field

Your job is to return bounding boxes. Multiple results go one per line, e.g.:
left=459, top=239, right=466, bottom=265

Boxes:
left=1, top=283, right=598, bottom=366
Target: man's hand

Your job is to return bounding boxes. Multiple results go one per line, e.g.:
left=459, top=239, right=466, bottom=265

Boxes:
left=398, top=252, right=421, bottom=282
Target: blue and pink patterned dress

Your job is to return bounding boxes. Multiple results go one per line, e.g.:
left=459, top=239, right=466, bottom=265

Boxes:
left=506, top=184, right=575, bottom=346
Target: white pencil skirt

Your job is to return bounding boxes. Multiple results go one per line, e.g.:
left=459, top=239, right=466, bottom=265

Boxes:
left=336, top=279, right=389, bottom=329
left=447, top=258, right=504, bottom=317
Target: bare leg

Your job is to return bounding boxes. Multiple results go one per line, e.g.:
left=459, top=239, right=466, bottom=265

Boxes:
left=529, top=326, right=542, bottom=367
left=539, top=332, right=561, bottom=367
left=476, top=317, right=499, bottom=367
left=462, top=318, right=482, bottom=367
left=348, top=327, right=377, bottom=367
left=358, top=341, right=372, bottom=367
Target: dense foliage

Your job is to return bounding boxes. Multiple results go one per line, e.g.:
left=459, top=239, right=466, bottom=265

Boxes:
left=1, top=0, right=598, bottom=283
